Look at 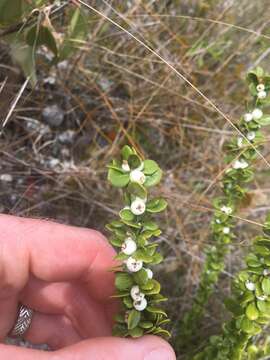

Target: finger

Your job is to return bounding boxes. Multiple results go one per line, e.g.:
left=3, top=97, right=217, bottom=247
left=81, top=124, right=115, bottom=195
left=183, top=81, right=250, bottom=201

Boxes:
left=24, top=312, right=82, bottom=349
left=57, top=336, right=176, bottom=360
left=0, top=215, right=117, bottom=338
left=0, top=335, right=176, bottom=360
left=0, top=297, right=18, bottom=341
left=0, top=214, right=116, bottom=301
left=20, top=277, right=112, bottom=337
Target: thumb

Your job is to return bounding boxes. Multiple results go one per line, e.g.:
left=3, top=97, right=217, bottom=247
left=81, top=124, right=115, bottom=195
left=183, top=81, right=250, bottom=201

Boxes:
left=58, top=336, right=176, bottom=360
left=0, top=336, right=176, bottom=360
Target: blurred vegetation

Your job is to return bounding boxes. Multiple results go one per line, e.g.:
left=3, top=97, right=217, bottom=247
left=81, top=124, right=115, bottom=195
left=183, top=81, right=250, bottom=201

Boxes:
left=1, top=0, right=270, bottom=359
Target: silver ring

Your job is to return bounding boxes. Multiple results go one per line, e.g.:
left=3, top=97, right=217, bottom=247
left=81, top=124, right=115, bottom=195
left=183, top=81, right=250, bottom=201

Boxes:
left=9, top=304, right=34, bottom=338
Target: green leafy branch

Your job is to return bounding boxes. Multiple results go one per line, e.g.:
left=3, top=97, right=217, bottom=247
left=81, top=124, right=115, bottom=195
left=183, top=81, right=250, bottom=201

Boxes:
left=106, top=145, right=170, bottom=338
left=177, top=67, right=270, bottom=352
left=193, top=216, right=270, bottom=360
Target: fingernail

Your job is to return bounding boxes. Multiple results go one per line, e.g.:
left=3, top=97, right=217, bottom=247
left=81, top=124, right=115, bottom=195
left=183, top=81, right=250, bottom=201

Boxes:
left=144, top=347, right=174, bottom=360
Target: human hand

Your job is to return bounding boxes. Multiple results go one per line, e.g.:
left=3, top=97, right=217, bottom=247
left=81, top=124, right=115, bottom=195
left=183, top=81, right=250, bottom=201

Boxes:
left=0, top=215, right=175, bottom=360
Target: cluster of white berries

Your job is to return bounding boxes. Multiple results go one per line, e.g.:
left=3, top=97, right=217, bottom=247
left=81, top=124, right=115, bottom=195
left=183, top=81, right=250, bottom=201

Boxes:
left=257, top=83, right=267, bottom=99
left=129, top=269, right=153, bottom=311
left=130, top=285, right=147, bottom=311
left=244, top=108, right=263, bottom=123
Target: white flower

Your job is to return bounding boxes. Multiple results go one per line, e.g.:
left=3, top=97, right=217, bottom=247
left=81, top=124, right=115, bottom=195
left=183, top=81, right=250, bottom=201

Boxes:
left=245, top=280, right=256, bottom=291
left=243, top=113, right=253, bottom=122
left=130, top=198, right=146, bottom=215
left=247, top=131, right=255, bottom=141
left=233, top=159, right=248, bottom=170
left=130, top=285, right=145, bottom=301
left=221, top=206, right=232, bottom=215
left=257, top=84, right=265, bottom=92
left=263, top=269, right=270, bottom=276
left=216, top=219, right=221, bottom=224
left=122, top=160, right=130, bottom=172
left=130, top=169, right=146, bottom=184
left=257, top=295, right=267, bottom=301
left=252, top=108, right=263, bottom=120
left=258, top=90, right=267, bottom=99
left=126, top=257, right=143, bottom=272
left=237, top=137, right=243, bottom=148
left=133, top=297, right=147, bottom=311
left=145, top=268, right=153, bottom=279
left=223, top=227, right=230, bottom=234
left=121, top=237, right=137, bottom=255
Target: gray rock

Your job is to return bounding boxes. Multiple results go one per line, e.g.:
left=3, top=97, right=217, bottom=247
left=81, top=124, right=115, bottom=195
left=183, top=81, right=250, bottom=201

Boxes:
left=42, top=104, right=64, bottom=127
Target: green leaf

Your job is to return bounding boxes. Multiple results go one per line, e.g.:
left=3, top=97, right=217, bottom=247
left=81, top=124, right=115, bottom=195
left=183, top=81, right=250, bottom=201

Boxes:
left=246, top=303, right=259, bottom=320
left=115, top=273, right=133, bottom=291
left=10, top=40, right=37, bottom=86
left=108, top=168, right=130, bottom=187
left=151, top=252, right=163, bottom=265
left=0, top=0, right=23, bottom=25
left=140, top=321, right=153, bottom=329
left=257, top=300, right=270, bottom=314
left=146, top=306, right=167, bottom=317
left=153, top=328, right=171, bottom=338
left=26, top=25, right=58, bottom=57
left=133, top=268, right=149, bottom=286
left=121, top=145, right=134, bottom=160
left=128, top=309, right=141, bottom=330
left=143, top=279, right=161, bottom=295
left=144, top=169, right=162, bottom=187
left=123, top=296, right=133, bottom=309
left=127, top=182, right=147, bottom=199
left=135, top=249, right=153, bottom=263
left=112, top=324, right=128, bottom=337
left=128, top=154, right=142, bottom=169
left=146, top=198, right=167, bottom=213
left=119, top=208, right=134, bottom=222
left=224, top=298, right=243, bottom=316
left=143, top=221, right=159, bottom=231
left=59, top=7, right=88, bottom=60
left=143, top=160, right=159, bottom=175
left=109, top=237, right=123, bottom=247
left=262, top=278, right=270, bottom=295
left=129, top=326, right=144, bottom=338
left=240, top=317, right=261, bottom=335
left=258, top=116, right=270, bottom=126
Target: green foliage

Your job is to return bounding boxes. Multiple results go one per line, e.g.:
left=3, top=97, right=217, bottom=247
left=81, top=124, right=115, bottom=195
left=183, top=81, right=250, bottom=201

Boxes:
left=193, top=227, right=270, bottom=360
left=177, top=67, right=270, bottom=354
left=107, top=146, right=170, bottom=338
left=0, top=1, right=88, bottom=85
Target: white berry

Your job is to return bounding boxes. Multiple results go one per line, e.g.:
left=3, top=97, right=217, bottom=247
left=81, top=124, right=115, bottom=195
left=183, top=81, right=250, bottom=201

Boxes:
left=133, top=297, right=147, bottom=311
left=220, top=206, right=232, bottom=215
left=130, top=169, right=146, bottom=184
left=130, top=198, right=146, bottom=215
left=245, top=281, right=255, bottom=291
left=257, top=84, right=265, bottom=92
left=126, top=257, right=143, bottom=272
left=130, top=285, right=145, bottom=301
left=223, top=227, right=230, bottom=234
left=247, top=131, right=255, bottom=141
left=233, top=159, right=248, bottom=170
left=237, top=137, right=243, bottom=148
left=243, top=113, right=253, bottom=122
left=121, top=238, right=137, bottom=255
left=122, top=160, right=130, bottom=172
left=258, top=90, right=267, bottom=99
left=145, top=268, right=153, bottom=279
left=252, top=108, right=263, bottom=120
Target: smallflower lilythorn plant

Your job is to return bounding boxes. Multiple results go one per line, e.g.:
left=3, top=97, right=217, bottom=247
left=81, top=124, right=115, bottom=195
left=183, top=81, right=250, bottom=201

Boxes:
left=106, top=145, right=170, bottom=338
left=178, top=67, right=270, bottom=351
